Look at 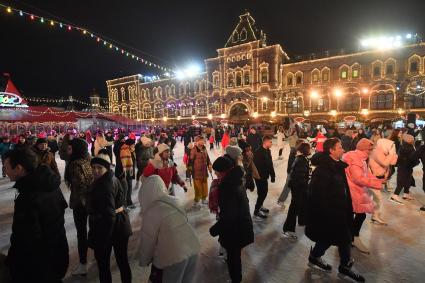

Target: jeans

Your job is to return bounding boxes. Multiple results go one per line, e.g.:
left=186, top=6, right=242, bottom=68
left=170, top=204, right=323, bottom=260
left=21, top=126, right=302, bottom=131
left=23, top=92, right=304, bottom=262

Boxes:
left=352, top=213, right=366, bottom=237
left=254, top=179, right=268, bottom=212
left=125, top=174, right=133, bottom=206
left=73, top=207, right=88, bottom=264
left=311, top=241, right=351, bottom=266
left=225, top=247, right=242, bottom=283
left=277, top=177, right=291, bottom=203
left=94, top=236, right=132, bottom=283
left=282, top=188, right=306, bottom=232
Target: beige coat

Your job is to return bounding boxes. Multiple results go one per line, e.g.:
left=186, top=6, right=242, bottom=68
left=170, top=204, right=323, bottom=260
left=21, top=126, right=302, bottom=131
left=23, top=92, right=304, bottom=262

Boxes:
left=369, top=138, right=398, bottom=177
left=138, top=176, right=200, bottom=268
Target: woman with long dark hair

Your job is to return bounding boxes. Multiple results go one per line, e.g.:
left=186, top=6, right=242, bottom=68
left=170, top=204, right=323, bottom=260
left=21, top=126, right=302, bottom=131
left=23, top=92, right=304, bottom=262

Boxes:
left=64, top=138, right=94, bottom=276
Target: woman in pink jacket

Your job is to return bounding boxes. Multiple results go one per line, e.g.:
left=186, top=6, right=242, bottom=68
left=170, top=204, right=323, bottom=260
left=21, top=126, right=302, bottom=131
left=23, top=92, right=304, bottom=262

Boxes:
left=343, top=138, right=386, bottom=254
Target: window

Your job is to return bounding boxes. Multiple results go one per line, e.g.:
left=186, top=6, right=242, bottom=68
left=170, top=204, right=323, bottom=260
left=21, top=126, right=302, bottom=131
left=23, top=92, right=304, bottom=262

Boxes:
left=373, top=66, right=381, bottom=77
left=411, top=94, right=425, bottom=108
left=311, top=96, right=329, bottom=112
left=340, top=94, right=360, bottom=111
left=341, top=70, right=347, bottom=79
left=287, top=97, right=302, bottom=113
left=312, top=74, right=318, bottom=82
left=352, top=70, right=359, bottom=78
left=213, top=76, right=219, bottom=88
left=261, top=69, right=268, bottom=83
left=370, top=92, right=393, bottom=110
left=386, top=64, right=394, bottom=75
left=296, top=75, right=302, bottom=85
left=244, top=72, right=250, bottom=85
left=410, top=61, right=418, bottom=73
left=261, top=100, right=268, bottom=111
left=287, top=76, right=293, bottom=86
left=236, top=72, right=242, bottom=87
left=228, top=74, right=234, bottom=87
left=240, top=28, right=247, bottom=40
left=322, top=72, right=329, bottom=82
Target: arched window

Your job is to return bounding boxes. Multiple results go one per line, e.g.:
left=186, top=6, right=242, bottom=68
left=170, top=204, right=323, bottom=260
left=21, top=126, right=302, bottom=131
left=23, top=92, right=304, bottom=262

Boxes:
left=408, top=55, right=421, bottom=74
left=295, top=72, right=303, bottom=85
left=146, top=89, right=150, bottom=100
left=240, top=28, right=247, bottom=40
left=261, top=68, right=268, bottom=83
left=340, top=65, right=349, bottom=80
left=321, top=68, right=330, bottom=82
left=185, top=83, right=190, bottom=95
left=179, top=84, right=184, bottom=95
left=143, top=104, right=151, bottom=119
left=171, top=85, right=176, bottom=96
left=340, top=92, right=360, bottom=111
left=153, top=87, right=157, bottom=99
left=165, top=85, right=170, bottom=97
left=120, top=87, right=126, bottom=101
left=385, top=58, right=396, bottom=76
left=194, top=81, right=199, bottom=93
left=111, top=88, right=118, bottom=101
left=244, top=72, right=250, bottom=85
left=351, top=63, right=360, bottom=79
left=236, top=72, right=242, bottom=87
left=370, top=91, right=394, bottom=110
left=286, top=73, right=294, bottom=86
left=227, top=73, right=234, bottom=87
left=158, top=87, right=162, bottom=99
left=288, top=96, right=303, bottom=113
left=371, top=61, right=383, bottom=78
left=130, top=106, right=137, bottom=119
left=311, top=94, right=329, bottom=112
left=311, top=69, right=320, bottom=83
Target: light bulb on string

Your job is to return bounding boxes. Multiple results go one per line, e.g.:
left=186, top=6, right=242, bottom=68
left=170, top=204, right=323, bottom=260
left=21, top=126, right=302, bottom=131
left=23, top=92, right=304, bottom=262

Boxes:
left=30, top=14, right=34, bottom=20
left=50, top=20, right=54, bottom=26
left=40, top=17, right=44, bottom=23
left=6, top=7, right=12, bottom=13
left=19, top=10, right=23, bottom=16
left=59, top=23, right=63, bottom=28
left=67, top=25, right=72, bottom=31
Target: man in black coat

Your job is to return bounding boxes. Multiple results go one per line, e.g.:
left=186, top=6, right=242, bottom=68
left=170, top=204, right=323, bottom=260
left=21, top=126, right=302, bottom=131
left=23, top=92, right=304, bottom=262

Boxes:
left=210, top=156, right=254, bottom=283
left=4, top=148, right=69, bottom=283
left=253, top=136, right=275, bottom=219
left=305, top=138, right=365, bottom=282
left=246, top=128, right=262, bottom=152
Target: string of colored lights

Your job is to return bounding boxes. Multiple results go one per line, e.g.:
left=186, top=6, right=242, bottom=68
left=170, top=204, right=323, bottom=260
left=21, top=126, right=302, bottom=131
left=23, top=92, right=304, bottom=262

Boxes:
left=23, top=96, right=109, bottom=110
left=0, top=3, right=172, bottom=73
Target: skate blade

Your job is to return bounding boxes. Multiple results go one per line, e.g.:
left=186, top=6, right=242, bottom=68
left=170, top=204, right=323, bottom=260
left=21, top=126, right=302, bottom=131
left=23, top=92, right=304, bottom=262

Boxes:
left=307, top=262, right=332, bottom=274
left=337, top=272, right=364, bottom=282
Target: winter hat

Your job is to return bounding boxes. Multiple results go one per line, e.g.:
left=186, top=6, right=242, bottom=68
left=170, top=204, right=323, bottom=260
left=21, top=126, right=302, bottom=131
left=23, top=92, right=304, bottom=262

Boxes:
left=129, top=132, right=136, bottom=140
left=402, top=133, right=414, bottom=144
left=225, top=145, right=242, bottom=162
left=356, top=138, right=374, bottom=151
left=212, top=156, right=234, bottom=172
left=229, top=137, right=238, bottom=146
left=140, top=136, right=152, bottom=146
left=238, top=140, right=250, bottom=152
left=91, top=149, right=111, bottom=169
left=157, top=143, right=170, bottom=156
left=35, top=137, right=48, bottom=145
left=125, top=138, right=135, bottom=145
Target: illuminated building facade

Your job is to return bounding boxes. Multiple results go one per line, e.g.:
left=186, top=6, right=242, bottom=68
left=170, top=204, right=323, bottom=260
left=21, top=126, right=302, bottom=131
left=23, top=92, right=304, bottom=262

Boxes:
left=107, top=12, right=425, bottom=124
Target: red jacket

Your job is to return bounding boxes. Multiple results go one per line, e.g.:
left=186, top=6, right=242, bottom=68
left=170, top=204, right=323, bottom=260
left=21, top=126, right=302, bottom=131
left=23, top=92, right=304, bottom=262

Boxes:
left=312, top=132, right=327, bottom=152
left=143, top=158, right=184, bottom=189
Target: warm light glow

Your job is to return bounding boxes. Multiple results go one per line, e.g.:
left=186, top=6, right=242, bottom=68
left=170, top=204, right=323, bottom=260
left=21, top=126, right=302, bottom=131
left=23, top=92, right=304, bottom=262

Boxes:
left=362, top=87, right=369, bottom=94
left=271, top=111, right=276, bottom=117
left=177, top=115, right=181, bottom=120
left=397, top=108, right=404, bottom=115
left=361, top=109, right=369, bottom=115
left=252, top=112, right=259, bottom=118
left=311, top=90, right=319, bottom=99
left=334, top=88, right=342, bottom=97
left=330, top=110, right=337, bottom=116
left=208, top=114, right=213, bottom=120
left=150, top=118, right=154, bottom=122
left=220, top=113, right=226, bottom=119
left=163, top=117, right=168, bottom=122
left=50, top=20, right=54, bottom=26
left=262, top=96, right=268, bottom=102
left=6, top=7, right=12, bottom=13
left=304, top=110, right=310, bottom=117
left=191, top=115, right=196, bottom=120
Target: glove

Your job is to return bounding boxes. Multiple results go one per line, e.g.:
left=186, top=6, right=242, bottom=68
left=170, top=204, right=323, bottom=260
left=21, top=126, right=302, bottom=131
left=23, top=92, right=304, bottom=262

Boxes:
left=271, top=176, right=275, bottom=183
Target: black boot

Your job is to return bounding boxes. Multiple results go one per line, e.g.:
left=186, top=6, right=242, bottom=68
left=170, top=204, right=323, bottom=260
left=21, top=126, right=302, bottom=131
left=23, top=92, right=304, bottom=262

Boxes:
left=338, top=264, right=365, bottom=282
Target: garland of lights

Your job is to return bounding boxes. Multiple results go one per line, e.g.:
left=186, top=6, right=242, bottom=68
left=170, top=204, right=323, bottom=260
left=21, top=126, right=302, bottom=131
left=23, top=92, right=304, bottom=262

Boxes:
left=0, top=3, right=172, bottom=73
left=24, top=96, right=109, bottom=110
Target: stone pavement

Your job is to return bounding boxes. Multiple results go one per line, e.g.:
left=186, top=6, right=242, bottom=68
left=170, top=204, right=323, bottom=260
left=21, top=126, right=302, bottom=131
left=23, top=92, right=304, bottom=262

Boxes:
left=1, top=140, right=425, bottom=282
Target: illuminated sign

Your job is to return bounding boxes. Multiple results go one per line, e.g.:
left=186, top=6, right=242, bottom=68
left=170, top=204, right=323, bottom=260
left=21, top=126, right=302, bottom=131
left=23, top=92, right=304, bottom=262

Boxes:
left=0, top=92, right=28, bottom=108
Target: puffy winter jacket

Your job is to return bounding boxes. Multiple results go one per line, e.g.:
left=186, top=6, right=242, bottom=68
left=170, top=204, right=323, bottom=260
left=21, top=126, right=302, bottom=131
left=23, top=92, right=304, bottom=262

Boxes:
left=138, top=176, right=200, bottom=268
left=369, top=138, right=398, bottom=177
left=343, top=150, right=383, bottom=213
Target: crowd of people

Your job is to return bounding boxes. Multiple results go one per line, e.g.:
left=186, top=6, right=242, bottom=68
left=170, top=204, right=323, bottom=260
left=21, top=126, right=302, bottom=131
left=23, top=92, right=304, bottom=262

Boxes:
left=1, top=121, right=425, bottom=282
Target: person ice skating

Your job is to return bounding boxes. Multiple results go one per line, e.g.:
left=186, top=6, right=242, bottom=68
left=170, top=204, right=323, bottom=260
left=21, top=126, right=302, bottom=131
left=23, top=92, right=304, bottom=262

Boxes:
left=89, top=149, right=132, bottom=283
left=139, top=175, right=200, bottom=283
left=282, top=142, right=311, bottom=239
left=190, top=136, right=212, bottom=207
left=253, top=136, right=275, bottom=219
left=135, top=136, right=154, bottom=189
left=343, top=138, right=386, bottom=254
left=305, top=138, right=365, bottom=282
left=210, top=157, right=254, bottom=283
left=369, top=138, right=398, bottom=224
left=4, top=148, right=69, bottom=283
left=64, top=138, right=94, bottom=276
left=247, top=128, right=262, bottom=152
left=391, top=134, right=420, bottom=204
left=275, top=126, right=285, bottom=160
left=143, top=143, right=187, bottom=196
left=239, top=141, right=260, bottom=192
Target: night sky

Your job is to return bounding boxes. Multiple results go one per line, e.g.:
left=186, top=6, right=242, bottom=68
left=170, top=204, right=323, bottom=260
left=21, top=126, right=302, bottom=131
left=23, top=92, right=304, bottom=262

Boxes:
left=1, top=0, right=425, bottom=101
